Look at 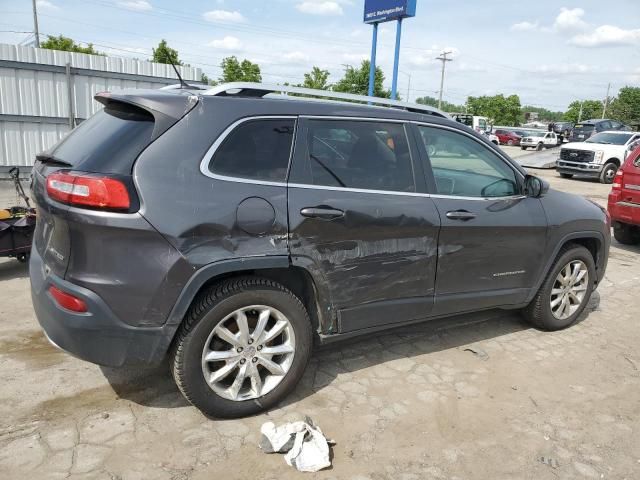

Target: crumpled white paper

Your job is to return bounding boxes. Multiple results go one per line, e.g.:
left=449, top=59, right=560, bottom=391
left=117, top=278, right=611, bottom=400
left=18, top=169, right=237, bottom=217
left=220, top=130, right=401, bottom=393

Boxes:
left=259, top=418, right=332, bottom=472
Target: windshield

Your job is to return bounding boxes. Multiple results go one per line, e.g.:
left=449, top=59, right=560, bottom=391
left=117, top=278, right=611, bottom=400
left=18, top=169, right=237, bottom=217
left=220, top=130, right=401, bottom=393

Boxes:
left=585, top=132, right=634, bottom=145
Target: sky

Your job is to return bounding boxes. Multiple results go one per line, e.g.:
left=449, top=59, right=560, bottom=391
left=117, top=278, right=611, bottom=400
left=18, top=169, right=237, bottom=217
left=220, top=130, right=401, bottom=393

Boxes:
left=1, top=0, right=639, bottom=111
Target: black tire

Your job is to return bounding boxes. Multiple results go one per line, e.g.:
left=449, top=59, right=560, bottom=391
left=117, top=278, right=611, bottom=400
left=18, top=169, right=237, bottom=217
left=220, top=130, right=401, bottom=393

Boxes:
left=171, top=277, right=313, bottom=418
left=523, top=245, right=596, bottom=331
left=536, top=142, right=544, bottom=151
left=599, top=162, right=618, bottom=184
left=559, top=173, right=574, bottom=179
left=613, top=222, right=640, bottom=245
left=507, top=139, right=514, bottom=146
left=521, top=146, right=527, bottom=150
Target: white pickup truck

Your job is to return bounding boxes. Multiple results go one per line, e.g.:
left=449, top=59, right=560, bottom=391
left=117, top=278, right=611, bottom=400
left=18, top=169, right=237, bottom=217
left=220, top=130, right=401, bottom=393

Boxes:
left=557, top=131, right=640, bottom=184
left=521, top=131, right=559, bottom=151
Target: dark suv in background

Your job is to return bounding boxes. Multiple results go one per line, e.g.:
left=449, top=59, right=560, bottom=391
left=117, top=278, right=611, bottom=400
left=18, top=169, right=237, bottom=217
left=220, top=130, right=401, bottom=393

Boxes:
left=569, top=119, right=631, bottom=142
left=31, top=83, right=610, bottom=418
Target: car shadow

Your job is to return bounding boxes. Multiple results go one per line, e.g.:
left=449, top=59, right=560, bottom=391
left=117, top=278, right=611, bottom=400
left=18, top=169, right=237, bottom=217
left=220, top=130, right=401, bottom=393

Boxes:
left=0, top=258, right=29, bottom=280
left=610, top=239, right=640, bottom=254
left=99, top=295, right=601, bottom=413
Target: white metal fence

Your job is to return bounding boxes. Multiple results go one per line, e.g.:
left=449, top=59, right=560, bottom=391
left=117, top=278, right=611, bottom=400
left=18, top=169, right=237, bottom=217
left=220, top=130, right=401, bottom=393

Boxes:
left=0, top=43, right=202, bottom=169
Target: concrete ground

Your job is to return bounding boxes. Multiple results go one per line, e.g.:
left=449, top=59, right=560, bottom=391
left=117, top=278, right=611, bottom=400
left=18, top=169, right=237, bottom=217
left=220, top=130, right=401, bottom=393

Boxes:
left=1, top=162, right=639, bottom=480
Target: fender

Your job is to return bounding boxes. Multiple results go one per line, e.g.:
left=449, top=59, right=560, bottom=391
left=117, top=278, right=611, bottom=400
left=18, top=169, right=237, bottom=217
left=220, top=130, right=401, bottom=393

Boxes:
left=163, top=255, right=290, bottom=329
left=524, top=230, right=605, bottom=304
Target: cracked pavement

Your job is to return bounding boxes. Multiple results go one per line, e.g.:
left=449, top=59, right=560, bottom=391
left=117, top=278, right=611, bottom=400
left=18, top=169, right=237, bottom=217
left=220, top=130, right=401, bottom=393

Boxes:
left=1, top=170, right=639, bottom=479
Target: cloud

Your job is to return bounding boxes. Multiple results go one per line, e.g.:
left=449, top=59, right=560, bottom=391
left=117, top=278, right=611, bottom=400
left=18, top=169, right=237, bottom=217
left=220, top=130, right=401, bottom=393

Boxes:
left=341, top=52, right=368, bottom=64
left=510, top=21, right=539, bottom=32
left=570, top=25, right=640, bottom=48
left=283, top=51, right=310, bottom=63
left=36, top=0, right=59, bottom=9
left=530, top=63, right=597, bottom=75
left=208, top=36, right=244, bottom=50
left=203, top=9, right=245, bottom=22
left=553, top=8, right=588, bottom=32
left=116, top=0, right=152, bottom=11
left=296, top=1, right=343, bottom=16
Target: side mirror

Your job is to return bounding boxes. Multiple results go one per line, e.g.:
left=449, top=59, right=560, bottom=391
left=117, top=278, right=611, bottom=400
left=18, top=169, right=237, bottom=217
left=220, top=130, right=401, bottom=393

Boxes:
left=523, top=175, right=549, bottom=198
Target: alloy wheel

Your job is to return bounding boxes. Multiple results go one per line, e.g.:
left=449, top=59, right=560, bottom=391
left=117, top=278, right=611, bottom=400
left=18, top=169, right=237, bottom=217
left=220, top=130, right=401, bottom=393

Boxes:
left=550, top=260, right=589, bottom=320
left=201, top=305, right=296, bottom=401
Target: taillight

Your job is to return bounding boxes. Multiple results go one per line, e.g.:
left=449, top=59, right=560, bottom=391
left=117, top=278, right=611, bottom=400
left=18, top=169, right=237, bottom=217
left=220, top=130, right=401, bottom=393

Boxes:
left=46, top=171, right=130, bottom=210
left=611, top=169, right=624, bottom=190
left=49, top=285, right=88, bottom=313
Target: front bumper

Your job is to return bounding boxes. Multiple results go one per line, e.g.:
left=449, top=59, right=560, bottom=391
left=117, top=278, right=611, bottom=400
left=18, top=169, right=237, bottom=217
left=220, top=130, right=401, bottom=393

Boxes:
left=30, top=248, right=175, bottom=367
left=557, top=159, right=603, bottom=177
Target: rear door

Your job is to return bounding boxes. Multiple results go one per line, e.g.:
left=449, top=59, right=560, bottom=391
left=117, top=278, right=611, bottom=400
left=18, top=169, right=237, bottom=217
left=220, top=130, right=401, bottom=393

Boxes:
left=414, top=123, right=548, bottom=316
left=622, top=150, right=640, bottom=206
left=287, top=117, right=440, bottom=334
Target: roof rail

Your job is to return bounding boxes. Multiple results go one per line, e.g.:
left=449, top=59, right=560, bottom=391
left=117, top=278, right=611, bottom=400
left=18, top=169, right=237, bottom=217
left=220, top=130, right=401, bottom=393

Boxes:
left=202, top=82, right=450, bottom=118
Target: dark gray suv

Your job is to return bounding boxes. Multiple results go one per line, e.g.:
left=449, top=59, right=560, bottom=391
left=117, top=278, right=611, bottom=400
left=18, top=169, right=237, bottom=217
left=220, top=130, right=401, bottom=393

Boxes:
left=30, top=83, right=610, bottom=418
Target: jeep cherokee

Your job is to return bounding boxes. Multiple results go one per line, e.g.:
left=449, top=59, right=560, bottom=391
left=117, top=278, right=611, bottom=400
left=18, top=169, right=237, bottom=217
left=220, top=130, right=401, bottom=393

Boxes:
left=30, top=83, right=611, bottom=418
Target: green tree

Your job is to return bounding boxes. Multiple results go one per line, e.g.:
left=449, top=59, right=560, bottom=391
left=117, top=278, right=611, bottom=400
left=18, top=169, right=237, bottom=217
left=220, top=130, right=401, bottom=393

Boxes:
left=301, top=66, right=330, bottom=90
left=40, top=35, right=103, bottom=55
left=564, top=100, right=604, bottom=123
left=152, top=39, right=181, bottom=65
left=333, top=61, right=390, bottom=98
left=219, top=56, right=262, bottom=83
left=609, top=86, right=640, bottom=125
left=415, top=95, right=465, bottom=113
left=520, top=106, right=564, bottom=123
left=466, top=94, right=522, bottom=125
left=200, top=72, right=216, bottom=86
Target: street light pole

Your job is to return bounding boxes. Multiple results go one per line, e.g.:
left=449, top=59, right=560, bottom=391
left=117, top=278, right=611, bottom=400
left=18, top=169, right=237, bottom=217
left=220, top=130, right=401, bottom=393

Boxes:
left=32, top=0, right=40, bottom=48
left=436, top=51, right=453, bottom=110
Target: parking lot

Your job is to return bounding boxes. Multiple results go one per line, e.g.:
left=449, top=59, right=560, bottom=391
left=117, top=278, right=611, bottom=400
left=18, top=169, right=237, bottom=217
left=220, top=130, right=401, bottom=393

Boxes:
left=1, top=154, right=639, bottom=480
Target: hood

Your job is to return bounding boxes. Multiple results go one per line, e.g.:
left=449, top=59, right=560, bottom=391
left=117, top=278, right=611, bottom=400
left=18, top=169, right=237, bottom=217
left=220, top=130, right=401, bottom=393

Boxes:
left=562, top=142, right=624, bottom=152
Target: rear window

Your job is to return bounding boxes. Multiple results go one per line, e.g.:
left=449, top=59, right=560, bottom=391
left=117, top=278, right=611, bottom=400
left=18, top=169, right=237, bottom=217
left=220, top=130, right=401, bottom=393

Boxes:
left=208, top=119, right=295, bottom=182
left=586, top=132, right=634, bottom=145
left=51, top=103, right=155, bottom=174
left=573, top=124, right=595, bottom=133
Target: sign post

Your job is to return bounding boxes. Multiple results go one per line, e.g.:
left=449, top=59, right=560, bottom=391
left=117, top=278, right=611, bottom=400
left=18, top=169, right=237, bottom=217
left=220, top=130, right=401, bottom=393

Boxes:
left=363, top=0, right=416, bottom=100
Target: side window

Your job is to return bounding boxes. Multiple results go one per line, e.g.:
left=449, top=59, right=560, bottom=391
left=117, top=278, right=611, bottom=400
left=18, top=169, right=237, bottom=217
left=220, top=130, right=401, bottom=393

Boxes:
left=208, top=119, right=295, bottom=182
left=304, top=120, right=415, bottom=192
left=418, top=126, right=519, bottom=198
left=599, top=121, right=612, bottom=131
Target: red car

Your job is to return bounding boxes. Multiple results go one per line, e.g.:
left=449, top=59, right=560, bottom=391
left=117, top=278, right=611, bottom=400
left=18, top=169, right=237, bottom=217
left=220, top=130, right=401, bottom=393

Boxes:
left=494, top=129, right=521, bottom=146
left=608, top=145, right=640, bottom=245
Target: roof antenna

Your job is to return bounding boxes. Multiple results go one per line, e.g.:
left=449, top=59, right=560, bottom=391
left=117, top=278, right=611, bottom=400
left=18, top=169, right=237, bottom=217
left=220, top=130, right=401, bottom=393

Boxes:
left=167, top=57, right=190, bottom=89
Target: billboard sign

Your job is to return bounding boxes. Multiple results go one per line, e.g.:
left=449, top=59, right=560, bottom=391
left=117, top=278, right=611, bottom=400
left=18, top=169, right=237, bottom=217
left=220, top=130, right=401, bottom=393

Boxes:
left=363, top=0, right=417, bottom=24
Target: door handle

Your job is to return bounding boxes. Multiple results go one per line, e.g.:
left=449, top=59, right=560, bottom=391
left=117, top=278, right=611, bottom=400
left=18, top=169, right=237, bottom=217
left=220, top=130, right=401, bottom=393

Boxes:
left=300, top=206, right=345, bottom=220
left=446, top=210, right=477, bottom=221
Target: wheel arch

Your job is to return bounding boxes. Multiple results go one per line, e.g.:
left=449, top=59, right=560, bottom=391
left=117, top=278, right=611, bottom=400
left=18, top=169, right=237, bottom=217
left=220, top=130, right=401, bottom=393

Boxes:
left=526, top=231, right=605, bottom=304
left=164, top=256, right=328, bottom=342
left=604, top=157, right=621, bottom=167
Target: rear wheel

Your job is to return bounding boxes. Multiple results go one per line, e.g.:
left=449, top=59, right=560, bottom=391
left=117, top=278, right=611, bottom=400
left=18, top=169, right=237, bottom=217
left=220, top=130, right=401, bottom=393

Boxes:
left=599, top=162, right=618, bottom=184
left=171, top=277, right=313, bottom=418
left=559, top=173, right=574, bottom=179
left=613, top=222, right=640, bottom=245
left=523, top=245, right=595, bottom=330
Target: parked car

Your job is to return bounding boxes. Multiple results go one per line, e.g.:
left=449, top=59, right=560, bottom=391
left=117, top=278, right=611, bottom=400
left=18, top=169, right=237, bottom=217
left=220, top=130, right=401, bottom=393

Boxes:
left=30, top=83, right=611, bottom=418
left=552, top=121, right=574, bottom=138
left=521, top=131, right=560, bottom=150
left=484, top=130, right=500, bottom=145
left=495, top=129, right=522, bottom=146
left=557, top=131, right=640, bottom=184
left=568, top=119, right=631, bottom=142
left=607, top=144, right=640, bottom=244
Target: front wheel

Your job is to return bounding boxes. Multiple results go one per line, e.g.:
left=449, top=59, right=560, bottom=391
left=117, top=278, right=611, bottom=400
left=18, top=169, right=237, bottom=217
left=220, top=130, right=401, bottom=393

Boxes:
left=171, top=277, right=313, bottom=418
left=536, top=143, right=544, bottom=151
left=523, top=245, right=595, bottom=330
left=599, top=162, right=618, bottom=184
left=559, top=173, right=574, bottom=179
left=521, top=146, right=527, bottom=150
left=507, top=139, right=514, bottom=146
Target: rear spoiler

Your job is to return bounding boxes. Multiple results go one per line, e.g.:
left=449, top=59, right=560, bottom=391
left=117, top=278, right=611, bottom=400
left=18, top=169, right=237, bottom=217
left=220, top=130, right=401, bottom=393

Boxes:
left=95, top=89, right=199, bottom=140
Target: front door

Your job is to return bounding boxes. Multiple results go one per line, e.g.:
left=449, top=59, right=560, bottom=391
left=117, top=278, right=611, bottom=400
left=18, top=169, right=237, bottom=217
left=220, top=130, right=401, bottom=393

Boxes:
left=414, top=124, right=548, bottom=316
left=287, top=118, right=440, bottom=334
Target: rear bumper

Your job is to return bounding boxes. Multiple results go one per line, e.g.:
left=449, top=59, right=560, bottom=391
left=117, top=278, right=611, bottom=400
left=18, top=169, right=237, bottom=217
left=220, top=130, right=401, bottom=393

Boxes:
left=608, top=192, right=640, bottom=226
left=30, top=248, right=174, bottom=367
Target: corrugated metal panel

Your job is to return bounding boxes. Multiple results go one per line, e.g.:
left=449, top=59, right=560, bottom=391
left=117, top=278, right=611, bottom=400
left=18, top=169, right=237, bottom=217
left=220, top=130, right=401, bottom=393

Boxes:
left=0, top=43, right=203, bottom=167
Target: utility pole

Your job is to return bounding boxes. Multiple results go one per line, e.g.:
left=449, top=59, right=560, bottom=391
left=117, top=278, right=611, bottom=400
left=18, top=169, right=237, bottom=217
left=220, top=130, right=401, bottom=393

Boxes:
left=406, top=73, right=411, bottom=103
left=32, top=0, right=40, bottom=48
left=578, top=100, right=584, bottom=123
left=436, top=51, right=453, bottom=110
left=602, top=82, right=611, bottom=119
